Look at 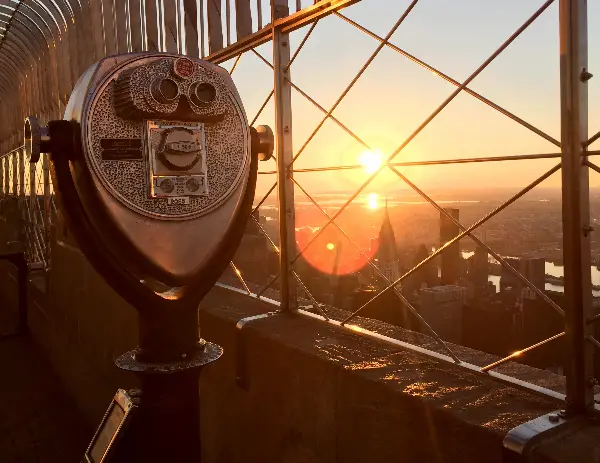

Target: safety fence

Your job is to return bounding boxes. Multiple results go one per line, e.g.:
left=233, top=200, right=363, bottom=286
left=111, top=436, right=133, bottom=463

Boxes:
left=0, top=148, right=54, bottom=269
left=0, top=0, right=599, bottom=417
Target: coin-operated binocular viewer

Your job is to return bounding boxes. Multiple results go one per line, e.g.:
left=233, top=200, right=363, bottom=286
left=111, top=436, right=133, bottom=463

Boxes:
left=24, top=53, right=273, bottom=462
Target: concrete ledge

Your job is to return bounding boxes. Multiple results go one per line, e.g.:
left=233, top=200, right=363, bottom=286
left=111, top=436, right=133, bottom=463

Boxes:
left=0, top=257, right=572, bottom=463
left=199, top=286, right=559, bottom=463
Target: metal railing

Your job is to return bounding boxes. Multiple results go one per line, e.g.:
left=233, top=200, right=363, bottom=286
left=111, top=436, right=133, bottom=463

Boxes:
left=0, top=0, right=598, bottom=417
left=0, top=147, right=53, bottom=270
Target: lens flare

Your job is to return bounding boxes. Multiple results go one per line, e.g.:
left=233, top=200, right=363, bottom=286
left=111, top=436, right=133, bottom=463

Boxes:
left=367, top=193, right=379, bottom=210
left=359, top=149, right=384, bottom=174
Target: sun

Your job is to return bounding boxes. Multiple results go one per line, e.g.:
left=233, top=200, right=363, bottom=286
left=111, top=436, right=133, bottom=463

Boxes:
left=326, top=243, right=335, bottom=251
left=358, top=149, right=384, bottom=174
left=367, top=193, right=379, bottom=210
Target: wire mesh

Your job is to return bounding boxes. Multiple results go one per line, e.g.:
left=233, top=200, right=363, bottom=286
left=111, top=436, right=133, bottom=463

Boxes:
left=0, top=0, right=597, bottom=409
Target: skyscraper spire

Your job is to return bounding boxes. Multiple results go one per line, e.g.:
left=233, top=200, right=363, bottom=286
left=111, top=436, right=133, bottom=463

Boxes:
left=377, top=196, right=396, bottom=261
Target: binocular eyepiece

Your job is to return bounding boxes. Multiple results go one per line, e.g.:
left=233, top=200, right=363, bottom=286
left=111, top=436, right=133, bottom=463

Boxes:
left=24, top=53, right=273, bottom=312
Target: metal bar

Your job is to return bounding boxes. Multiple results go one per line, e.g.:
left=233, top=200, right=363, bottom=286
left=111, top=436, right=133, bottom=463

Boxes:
left=278, top=0, right=361, bottom=34
left=43, top=152, right=50, bottom=269
left=225, top=0, right=231, bottom=46
left=257, top=0, right=262, bottom=30
left=289, top=1, right=419, bottom=167
left=216, top=281, right=282, bottom=308
left=114, top=0, right=129, bottom=54
left=252, top=181, right=276, bottom=213
left=249, top=214, right=329, bottom=319
left=559, top=0, right=594, bottom=414
left=129, top=0, right=143, bottom=51
left=297, top=308, right=567, bottom=403
left=199, top=0, right=205, bottom=57
left=292, top=177, right=460, bottom=361
left=586, top=130, right=600, bottom=148
left=587, top=335, right=600, bottom=350
left=284, top=18, right=317, bottom=72
left=334, top=10, right=561, bottom=149
left=481, top=332, right=566, bottom=372
left=272, top=6, right=296, bottom=311
left=251, top=90, right=273, bottom=126
left=207, top=0, right=223, bottom=53
left=205, top=0, right=361, bottom=64
left=18, top=148, right=24, bottom=197
left=250, top=49, right=369, bottom=150
left=230, top=261, right=252, bottom=294
left=12, top=151, right=17, bottom=195
left=229, top=52, right=242, bottom=74
left=157, top=0, right=166, bottom=51
left=182, top=0, right=199, bottom=57
left=388, top=165, right=565, bottom=317
left=29, top=160, right=35, bottom=262
left=584, top=159, right=600, bottom=175
left=258, top=152, right=572, bottom=174
left=235, top=0, right=252, bottom=40
left=273, top=0, right=556, bottom=278
left=144, top=0, right=159, bottom=50
left=339, top=164, right=562, bottom=326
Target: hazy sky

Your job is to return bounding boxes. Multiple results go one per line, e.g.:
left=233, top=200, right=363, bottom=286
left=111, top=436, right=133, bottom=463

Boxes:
left=222, top=0, right=600, bottom=196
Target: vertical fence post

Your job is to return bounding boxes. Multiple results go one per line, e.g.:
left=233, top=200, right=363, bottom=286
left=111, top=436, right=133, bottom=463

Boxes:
left=4, top=156, right=8, bottom=195
left=12, top=152, right=17, bottom=196
left=29, top=160, right=36, bottom=264
left=18, top=149, right=25, bottom=198
left=0, top=157, right=4, bottom=196
left=559, top=0, right=595, bottom=414
left=43, top=153, right=51, bottom=270
left=272, top=1, right=297, bottom=311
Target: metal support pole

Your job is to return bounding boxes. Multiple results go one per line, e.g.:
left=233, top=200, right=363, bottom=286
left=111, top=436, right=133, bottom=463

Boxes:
left=559, top=0, right=595, bottom=414
left=114, top=307, right=222, bottom=462
left=11, top=152, right=17, bottom=195
left=29, top=161, right=36, bottom=263
left=18, top=149, right=24, bottom=198
left=0, top=158, right=4, bottom=196
left=42, top=152, right=51, bottom=269
left=272, top=1, right=297, bottom=311
left=4, top=157, right=8, bottom=196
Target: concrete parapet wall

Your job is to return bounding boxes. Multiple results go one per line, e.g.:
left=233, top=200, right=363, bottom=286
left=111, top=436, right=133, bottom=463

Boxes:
left=0, top=243, right=564, bottom=462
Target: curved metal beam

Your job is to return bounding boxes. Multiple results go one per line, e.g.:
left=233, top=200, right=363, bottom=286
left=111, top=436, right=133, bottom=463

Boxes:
left=14, top=11, right=50, bottom=49
left=30, top=0, right=64, bottom=33
left=3, top=21, right=39, bottom=57
left=46, top=0, right=70, bottom=29
left=2, top=40, right=29, bottom=69
left=19, top=3, right=56, bottom=43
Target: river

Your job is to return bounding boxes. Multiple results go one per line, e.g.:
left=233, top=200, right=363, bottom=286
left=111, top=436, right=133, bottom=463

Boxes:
left=461, top=252, right=600, bottom=296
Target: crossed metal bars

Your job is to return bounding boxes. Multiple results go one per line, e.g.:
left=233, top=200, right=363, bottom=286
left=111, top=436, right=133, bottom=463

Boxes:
left=0, top=0, right=597, bottom=412
left=0, top=148, right=52, bottom=270
left=0, top=0, right=316, bottom=151
left=221, top=0, right=600, bottom=413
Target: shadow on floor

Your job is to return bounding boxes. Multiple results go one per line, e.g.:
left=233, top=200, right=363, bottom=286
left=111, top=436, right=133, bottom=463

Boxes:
left=0, top=334, right=90, bottom=463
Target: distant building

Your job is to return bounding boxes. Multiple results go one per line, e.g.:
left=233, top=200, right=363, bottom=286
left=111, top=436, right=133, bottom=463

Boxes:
left=467, top=246, right=488, bottom=289
left=500, top=257, right=545, bottom=294
left=419, top=285, right=466, bottom=344
left=440, top=208, right=461, bottom=285
left=402, top=243, right=438, bottom=298
left=373, top=200, right=401, bottom=285
left=350, top=285, right=418, bottom=331
left=463, top=295, right=521, bottom=357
